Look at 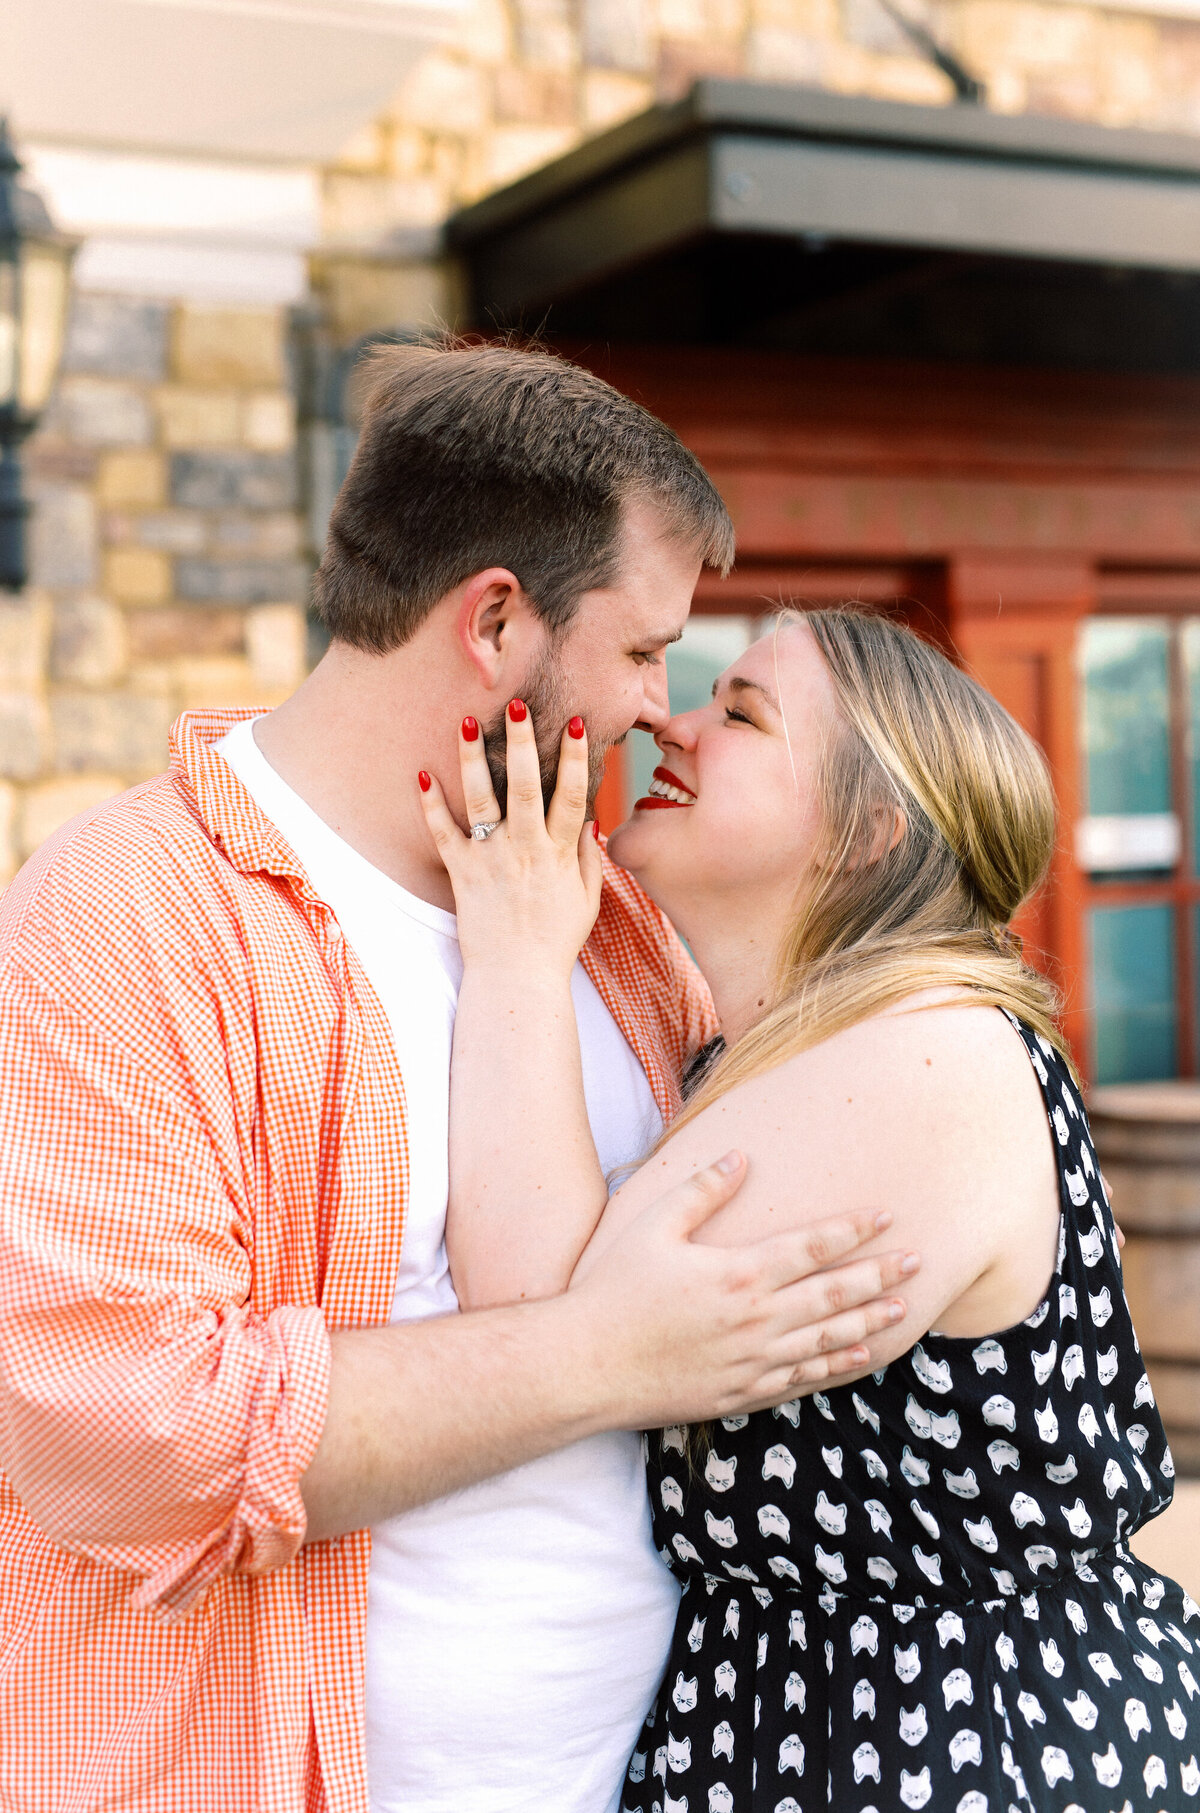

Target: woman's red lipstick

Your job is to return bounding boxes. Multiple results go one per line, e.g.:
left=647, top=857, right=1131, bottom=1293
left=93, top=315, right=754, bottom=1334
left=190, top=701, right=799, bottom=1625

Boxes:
left=634, top=765, right=697, bottom=811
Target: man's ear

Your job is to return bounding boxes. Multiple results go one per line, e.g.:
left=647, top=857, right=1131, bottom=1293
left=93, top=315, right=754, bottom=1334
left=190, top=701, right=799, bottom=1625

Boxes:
left=455, top=568, right=539, bottom=688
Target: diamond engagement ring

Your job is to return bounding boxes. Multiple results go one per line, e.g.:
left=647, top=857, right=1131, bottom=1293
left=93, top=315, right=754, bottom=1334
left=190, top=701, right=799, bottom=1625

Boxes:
left=471, top=820, right=501, bottom=840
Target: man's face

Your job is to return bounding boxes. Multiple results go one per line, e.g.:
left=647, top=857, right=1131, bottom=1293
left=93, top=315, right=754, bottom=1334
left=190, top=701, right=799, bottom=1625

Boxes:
left=482, top=498, right=703, bottom=811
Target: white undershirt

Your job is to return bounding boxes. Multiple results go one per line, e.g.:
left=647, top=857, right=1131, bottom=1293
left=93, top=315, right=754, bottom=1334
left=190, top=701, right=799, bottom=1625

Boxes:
left=215, top=720, right=677, bottom=1813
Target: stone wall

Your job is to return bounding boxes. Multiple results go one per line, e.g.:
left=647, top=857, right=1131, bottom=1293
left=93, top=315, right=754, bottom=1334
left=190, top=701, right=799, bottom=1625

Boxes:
left=13, top=0, right=1200, bottom=883
left=315, top=0, right=1200, bottom=335
left=0, top=294, right=307, bottom=882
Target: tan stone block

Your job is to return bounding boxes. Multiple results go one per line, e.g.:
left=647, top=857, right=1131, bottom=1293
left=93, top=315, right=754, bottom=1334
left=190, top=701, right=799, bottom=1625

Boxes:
left=956, top=0, right=1088, bottom=73
left=128, top=607, right=245, bottom=662
left=744, top=24, right=827, bottom=79
left=384, top=126, right=432, bottom=182
left=751, top=0, right=837, bottom=32
left=127, top=661, right=173, bottom=697
left=655, top=0, right=709, bottom=43
left=398, top=53, right=492, bottom=132
left=155, top=386, right=242, bottom=450
left=0, top=780, right=15, bottom=884
left=50, top=596, right=128, bottom=687
left=333, top=118, right=391, bottom=173
left=582, top=70, right=654, bottom=128
left=708, top=0, right=748, bottom=38
left=19, top=774, right=124, bottom=859
left=656, top=34, right=744, bottom=95
left=0, top=591, right=50, bottom=690
left=322, top=172, right=446, bottom=245
left=448, top=0, right=512, bottom=63
left=104, top=546, right=172, bottom=608
left=0, top=692, right=51, bottom=781
left=97, top=449, right=167, bottom=509
left=483, top=125, right=578, bottom=191
left=985, top=65, right=1029, bottom=112
left=514, top=18, right=579, bottom=71
left=428, top=136, right=470, bottom=196
left=243, top=392, right=296, bottom=454
left=1094, top=15, right=1159, bottom=124
left=312, top=255, right=460, bottom=343
left=862, top=52, right=956, bottom=106
left=246, top=605, right=307, bottom=691
left=494, top=64, right=576, bottom=125
left=172, top=306, right=286, bottom=388
left=172, top=656, right=266, bottom=709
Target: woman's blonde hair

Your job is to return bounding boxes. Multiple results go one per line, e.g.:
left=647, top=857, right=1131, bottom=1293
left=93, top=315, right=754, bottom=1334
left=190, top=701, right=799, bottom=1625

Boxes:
left=670, top=605, right=1072, bottom=1141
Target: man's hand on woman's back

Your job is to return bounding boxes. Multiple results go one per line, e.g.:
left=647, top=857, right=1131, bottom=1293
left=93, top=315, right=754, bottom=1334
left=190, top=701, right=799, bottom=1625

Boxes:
left=302, top=1152, right=917, bottom=1542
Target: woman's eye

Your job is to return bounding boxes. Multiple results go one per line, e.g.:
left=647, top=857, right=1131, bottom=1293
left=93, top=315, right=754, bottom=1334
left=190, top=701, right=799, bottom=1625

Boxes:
left=724, top=706, right=752, bottom=725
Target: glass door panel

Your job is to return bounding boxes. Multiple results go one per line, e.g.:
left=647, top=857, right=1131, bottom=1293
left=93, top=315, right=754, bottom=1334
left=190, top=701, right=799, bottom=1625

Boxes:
left=1078, top=621, right=1177, bottom=878
left=1181, top=622, right=1200, bottom=876
left=1089, top=903, right=1178, bottom=1083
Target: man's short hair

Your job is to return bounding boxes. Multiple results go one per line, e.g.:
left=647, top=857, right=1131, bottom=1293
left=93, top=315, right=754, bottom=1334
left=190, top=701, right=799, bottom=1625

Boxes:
left=312, top=339, right=735, bottom=654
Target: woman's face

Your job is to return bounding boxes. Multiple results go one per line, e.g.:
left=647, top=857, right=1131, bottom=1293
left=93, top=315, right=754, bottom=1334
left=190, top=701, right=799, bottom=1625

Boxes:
left=608, top=620, right=841, bottom=934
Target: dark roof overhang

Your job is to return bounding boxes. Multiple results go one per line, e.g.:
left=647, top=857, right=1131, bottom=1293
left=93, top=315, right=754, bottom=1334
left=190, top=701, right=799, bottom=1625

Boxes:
left=447, top=81, right=1200, bottom=369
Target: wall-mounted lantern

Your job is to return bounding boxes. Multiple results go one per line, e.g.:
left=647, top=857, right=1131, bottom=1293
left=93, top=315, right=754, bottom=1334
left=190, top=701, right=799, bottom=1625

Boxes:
left=0, top=119, right=77, bottom=592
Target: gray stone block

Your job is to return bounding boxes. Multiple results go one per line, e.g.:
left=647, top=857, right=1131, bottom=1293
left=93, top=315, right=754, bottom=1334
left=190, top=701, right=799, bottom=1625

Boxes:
left=45, top=377, right=153, bottom=448
left=170, top=451, right=297, bottom=512
left=63, top=296, right=170, bottom=382
left=50, top=596, right=127, bottom=687
left=175, top=557, right=308, bottom=605
left=28, top=482, right=98, bottom=590
left=580, top=0, right=652, bottom=71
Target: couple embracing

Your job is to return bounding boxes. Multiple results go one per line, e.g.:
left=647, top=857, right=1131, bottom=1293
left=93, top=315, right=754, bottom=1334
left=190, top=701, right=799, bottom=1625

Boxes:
left=0, top=340, right=1194, bottom=1813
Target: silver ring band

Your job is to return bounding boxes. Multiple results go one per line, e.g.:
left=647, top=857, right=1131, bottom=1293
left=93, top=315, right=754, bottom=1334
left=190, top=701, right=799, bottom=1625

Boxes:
left=470, top=820, right=501, bottom=841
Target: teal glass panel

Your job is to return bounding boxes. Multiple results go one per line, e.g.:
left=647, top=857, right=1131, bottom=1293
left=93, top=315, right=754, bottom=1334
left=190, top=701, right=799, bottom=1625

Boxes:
left=626, top=616, right=755, bottom=809
left=1080, top=620, right=1170, bottom=816
left=1180, top=621, right=1200, bottom=875
left=1089, top=903, right=1177, bottom=1082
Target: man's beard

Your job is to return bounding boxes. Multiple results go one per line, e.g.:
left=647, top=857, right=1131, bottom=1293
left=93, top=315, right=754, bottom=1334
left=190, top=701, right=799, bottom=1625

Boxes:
left=481, top=647, right=609, bottom=816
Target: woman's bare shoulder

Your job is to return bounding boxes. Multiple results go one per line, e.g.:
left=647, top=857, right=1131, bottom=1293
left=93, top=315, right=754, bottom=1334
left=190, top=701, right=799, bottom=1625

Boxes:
left=647, top=999, right=1053, bottom=1249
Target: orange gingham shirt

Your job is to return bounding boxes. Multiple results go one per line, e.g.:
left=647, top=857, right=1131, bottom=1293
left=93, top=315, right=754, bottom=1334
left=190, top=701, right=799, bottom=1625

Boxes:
left=0, top=708, right=716, bottom=1813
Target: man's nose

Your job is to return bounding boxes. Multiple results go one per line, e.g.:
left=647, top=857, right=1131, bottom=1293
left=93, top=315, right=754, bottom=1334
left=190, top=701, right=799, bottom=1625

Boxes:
left=634, top=661, right=672, bottom=734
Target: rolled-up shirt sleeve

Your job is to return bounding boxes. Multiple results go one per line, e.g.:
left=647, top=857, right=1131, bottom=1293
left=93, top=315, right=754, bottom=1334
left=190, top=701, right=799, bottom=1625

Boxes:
left=0, top=957, right=331, bottom=1619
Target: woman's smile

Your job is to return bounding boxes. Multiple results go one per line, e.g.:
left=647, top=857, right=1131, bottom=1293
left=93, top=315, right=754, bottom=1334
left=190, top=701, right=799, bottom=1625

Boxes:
left=633, top=764, right=697, bottom=811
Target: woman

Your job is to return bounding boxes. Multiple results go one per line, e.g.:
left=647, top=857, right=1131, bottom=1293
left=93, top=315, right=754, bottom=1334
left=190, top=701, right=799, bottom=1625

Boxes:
left=419, top=608, right=1197, bottom=1813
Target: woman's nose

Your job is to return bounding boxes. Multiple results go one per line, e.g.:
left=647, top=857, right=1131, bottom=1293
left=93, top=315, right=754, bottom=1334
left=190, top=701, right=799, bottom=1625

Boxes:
left=656, top=709, right=701, bottom=755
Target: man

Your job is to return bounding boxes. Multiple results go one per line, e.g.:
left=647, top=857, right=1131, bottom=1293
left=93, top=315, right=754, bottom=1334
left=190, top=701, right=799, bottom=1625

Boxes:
left=0, top=342, right=912, bottom=1812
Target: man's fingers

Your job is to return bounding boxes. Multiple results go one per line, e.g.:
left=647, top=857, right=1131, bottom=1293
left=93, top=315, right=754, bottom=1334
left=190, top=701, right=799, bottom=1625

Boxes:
left=458, top=716, right=502, bottom=830
left=751, top=1206, right=897, bottom=1291
left=766, top=1256, right=911, bottom=1350
left=546, top=718, right=591, bottom=846
left=504, top=698, right=547, bottom=837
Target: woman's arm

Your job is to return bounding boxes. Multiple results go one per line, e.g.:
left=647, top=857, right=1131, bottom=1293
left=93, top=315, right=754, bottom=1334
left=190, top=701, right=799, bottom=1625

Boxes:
left=420, top=706, right=922, bottom=1379
left=575, top=998, right=1062, bottom=1374
left=420, top=705, right=612, bottom=1308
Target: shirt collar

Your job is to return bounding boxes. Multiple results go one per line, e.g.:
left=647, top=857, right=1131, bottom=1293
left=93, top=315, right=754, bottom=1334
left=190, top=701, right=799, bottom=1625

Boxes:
left=170, top=708, right=319, bottom=893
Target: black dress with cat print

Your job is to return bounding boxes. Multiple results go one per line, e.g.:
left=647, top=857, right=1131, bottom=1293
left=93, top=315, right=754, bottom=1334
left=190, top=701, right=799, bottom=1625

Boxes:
left=623, top=1015, right=1198, bottom=1813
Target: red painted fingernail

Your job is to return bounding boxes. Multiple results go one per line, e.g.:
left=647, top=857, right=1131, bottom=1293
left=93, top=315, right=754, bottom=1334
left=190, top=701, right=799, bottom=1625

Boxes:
left=568, top=715, right=585, bottom=740
left=461, top=716, right=479, bottom=742
left=593, top=820, right=601, bottom=841
left=418, top=771, right=431, bottom=792
left=508, top=698, right=527, bottom=723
